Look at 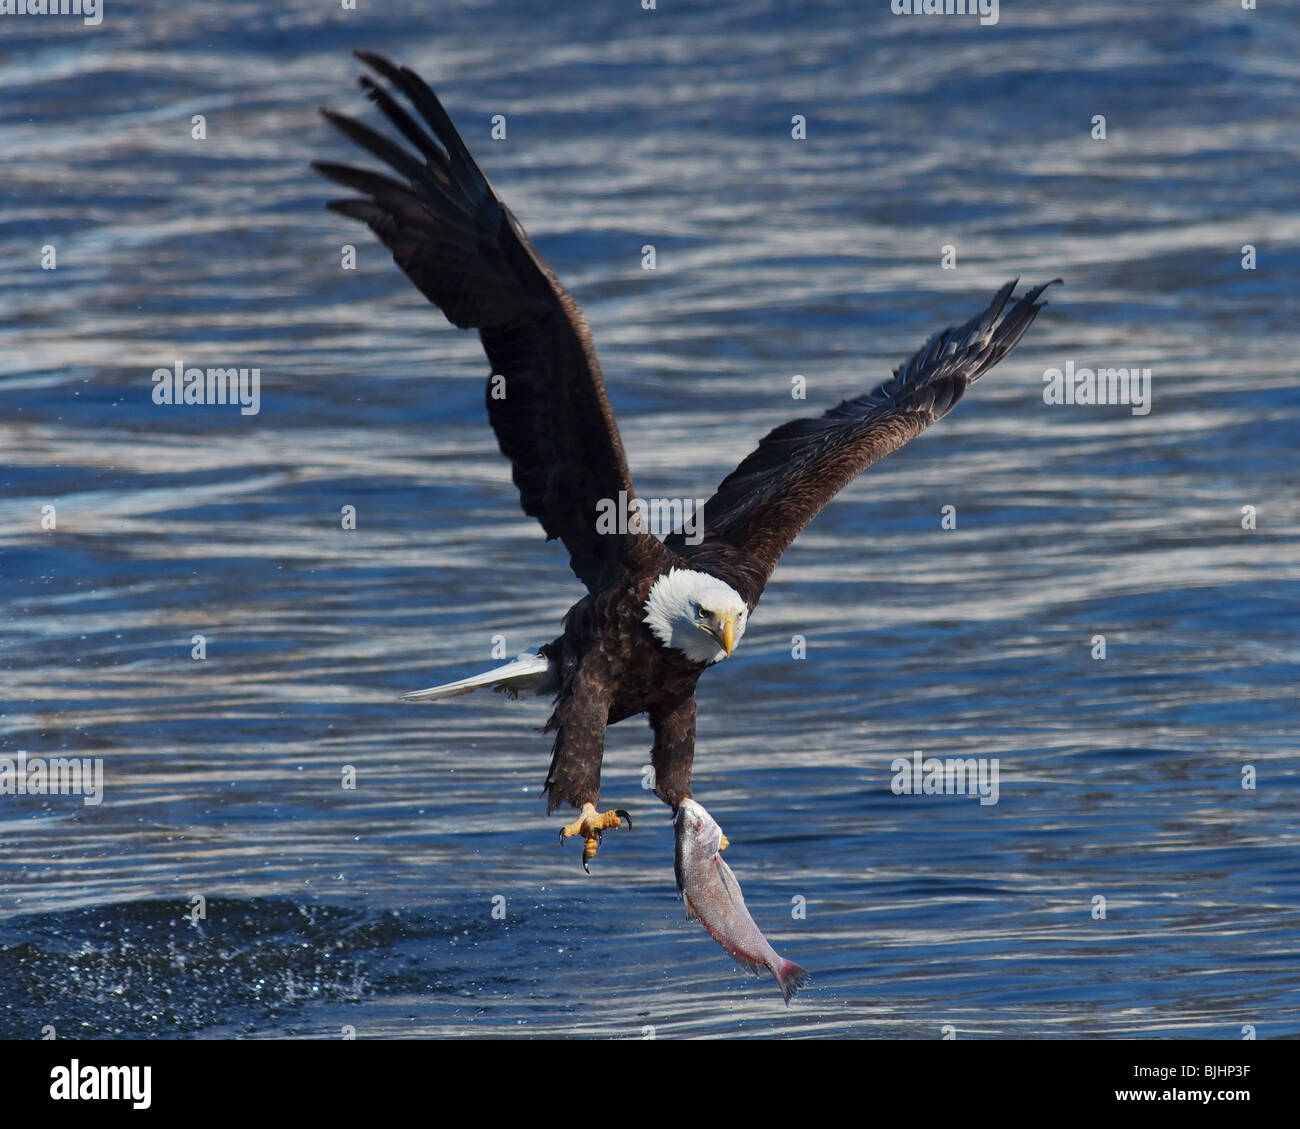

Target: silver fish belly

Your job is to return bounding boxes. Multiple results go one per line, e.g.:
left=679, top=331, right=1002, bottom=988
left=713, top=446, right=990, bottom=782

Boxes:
left=673, top=798, right=809, bottom=1004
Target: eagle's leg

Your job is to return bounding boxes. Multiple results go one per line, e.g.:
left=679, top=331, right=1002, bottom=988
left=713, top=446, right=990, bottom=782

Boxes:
left=649, top=695, right=698, bottom=808
left=559, top=804, right=632, bottom=872
left=649, top=702, right=728, bottom=845
left=543, top=664, right=629, bottom=871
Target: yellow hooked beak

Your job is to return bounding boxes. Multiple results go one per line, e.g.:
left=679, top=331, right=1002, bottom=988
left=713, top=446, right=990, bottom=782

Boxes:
left=719, top=614, right=736, bottom=657
left=702, top=611, right=737, bottom=656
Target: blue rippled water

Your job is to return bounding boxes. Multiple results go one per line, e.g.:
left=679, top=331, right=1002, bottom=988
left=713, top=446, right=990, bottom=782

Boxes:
left=1, top=0, right=1297, bottom=1039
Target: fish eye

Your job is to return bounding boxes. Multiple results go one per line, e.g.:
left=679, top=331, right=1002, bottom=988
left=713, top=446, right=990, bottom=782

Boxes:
left=696, top=818, right=703, bottom=831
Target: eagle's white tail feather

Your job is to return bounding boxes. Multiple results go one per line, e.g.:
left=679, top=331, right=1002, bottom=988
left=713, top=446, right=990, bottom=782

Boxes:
left=401, top=650, right=553, bottom=703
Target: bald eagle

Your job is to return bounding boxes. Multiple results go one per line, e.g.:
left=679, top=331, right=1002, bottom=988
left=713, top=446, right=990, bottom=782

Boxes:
left=315, top=53, right=1055, bottom=868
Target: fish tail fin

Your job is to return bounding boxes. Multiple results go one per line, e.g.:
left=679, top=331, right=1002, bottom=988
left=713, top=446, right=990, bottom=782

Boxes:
left=776, top=959, right=810, bottom=1005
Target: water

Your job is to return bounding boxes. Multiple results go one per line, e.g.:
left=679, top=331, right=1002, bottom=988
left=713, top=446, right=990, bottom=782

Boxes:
left=1, top=0, right=1297, bottom=1039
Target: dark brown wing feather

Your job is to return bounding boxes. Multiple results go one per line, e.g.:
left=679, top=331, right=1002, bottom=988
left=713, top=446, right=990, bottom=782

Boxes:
left=675, top=280, right=1057, bottom=601
left=314, top=52, right=634, bottom=591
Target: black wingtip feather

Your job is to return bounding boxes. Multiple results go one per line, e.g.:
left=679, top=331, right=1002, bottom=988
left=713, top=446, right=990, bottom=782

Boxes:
left=316, top=52, right=637, bottom=591
left=686, top=278, right=1060, bottom=594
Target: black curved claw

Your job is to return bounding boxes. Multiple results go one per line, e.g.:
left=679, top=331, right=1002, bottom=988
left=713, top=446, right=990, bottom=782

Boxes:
left=558, top=827, right=565, bottom=845
left=615, top=809, right=632, bottom=828
left=581, top=854, right=591, bottom=875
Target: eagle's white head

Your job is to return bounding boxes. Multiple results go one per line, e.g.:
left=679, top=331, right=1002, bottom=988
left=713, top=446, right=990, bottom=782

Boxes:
left=643, top=568, right=748, bottom=665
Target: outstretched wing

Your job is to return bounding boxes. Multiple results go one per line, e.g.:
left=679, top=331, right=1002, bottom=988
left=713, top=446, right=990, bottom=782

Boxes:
left=673, top=280, right=1057, bottom=602
left=314, top=51, right=634, bottom=591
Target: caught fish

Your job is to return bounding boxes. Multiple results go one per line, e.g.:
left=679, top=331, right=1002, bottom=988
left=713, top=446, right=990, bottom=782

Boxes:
left=673, top=798, right=809, bottom=1004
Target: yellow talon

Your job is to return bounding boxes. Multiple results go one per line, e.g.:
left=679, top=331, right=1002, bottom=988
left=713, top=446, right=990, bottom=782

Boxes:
left=559, top=802, right=631, bottom=871
left=718, top=832, right=729, bottom=851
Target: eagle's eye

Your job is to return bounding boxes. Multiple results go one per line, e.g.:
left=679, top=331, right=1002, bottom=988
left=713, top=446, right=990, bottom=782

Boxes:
left=696, top=606, right=708, bottom=619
